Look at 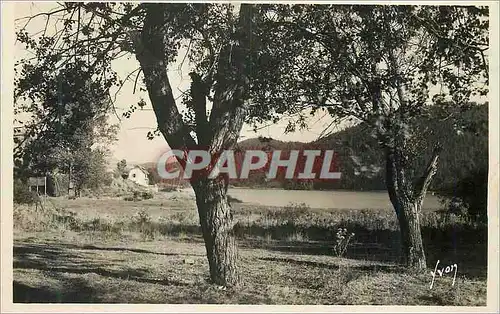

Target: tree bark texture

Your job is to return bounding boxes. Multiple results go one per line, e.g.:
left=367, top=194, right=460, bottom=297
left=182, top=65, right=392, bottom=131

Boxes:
left=192, top=177, right=239, bottom=286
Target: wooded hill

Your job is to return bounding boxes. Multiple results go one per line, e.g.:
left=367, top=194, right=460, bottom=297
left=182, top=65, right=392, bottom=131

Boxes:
left=233, top=103, right=488, bottom=192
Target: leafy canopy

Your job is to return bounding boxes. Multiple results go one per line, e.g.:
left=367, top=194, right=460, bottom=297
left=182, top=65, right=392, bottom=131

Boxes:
left=250, top=5, right=488, bottom=138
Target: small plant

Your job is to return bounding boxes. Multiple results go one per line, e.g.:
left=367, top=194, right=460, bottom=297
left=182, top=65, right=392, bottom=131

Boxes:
left=286, top=231, right=308, bottom=242
left=133, top=190, right=142, bottom=200
left=135, top=209, right=152, bottom=224
left=332, top=227, right=355, bottom=257
left=54, top=209, right=81, bottom=231
left=131, top=209, right=156, bottom=240
left=124, top=190, right=146, bottom=201
left=139, top=224, right=157, bottom=241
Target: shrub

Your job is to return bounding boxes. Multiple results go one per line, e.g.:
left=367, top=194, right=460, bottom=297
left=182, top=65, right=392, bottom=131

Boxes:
left=53, top=209, right=81, bottom=231
left=141, top=191, right=154, bottom=200
left=124, top=190, right=146, bottom=201
left=170, top=211, right=198, bottom=225
left=286, top=231, right=308, bottom=242
left=441, top=169, right=487, bottom=222
left=124, top=196, right=136, bottom=201
left=263, top=202, right=311, bottom=225
left=283, top=202, right=310, bottom=222
left=130, top=210, right=157, bottom=240
left=133, top=209, right=152, bottom=224
left=13, top=200, right=81, bottom=232
left=14, top=179, right=39, bottom=205
left=283, top=179, right=314, bottom=190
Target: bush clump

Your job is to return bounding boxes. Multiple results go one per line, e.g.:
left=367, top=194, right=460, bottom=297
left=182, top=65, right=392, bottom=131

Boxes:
left=124, top=189, right=154, bottom=201
left=441, top=169, right=487, bottom=222
left=141, top=191, right=154, bottom=200
left=14, top=179, right=39, bottom=205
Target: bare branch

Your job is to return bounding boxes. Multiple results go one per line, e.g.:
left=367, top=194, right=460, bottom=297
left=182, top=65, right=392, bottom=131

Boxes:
left=133, top=69, right=143, bottom=94
left=132, top=4, right=196, bottom=151
left=414, top=144, right=441, bottom=205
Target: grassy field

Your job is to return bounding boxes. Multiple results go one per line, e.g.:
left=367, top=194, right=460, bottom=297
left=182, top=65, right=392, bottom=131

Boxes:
left=12, top=191, right=487, bottom=305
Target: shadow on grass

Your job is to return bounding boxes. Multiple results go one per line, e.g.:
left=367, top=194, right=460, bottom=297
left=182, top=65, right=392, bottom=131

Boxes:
left=13, top=242, right=191, bottom=303
left=258, top=256, right=408, bottom=274
left=235, top=222, right=487, bottom=279
left=258, top=256, right=341, bottom=270
left=67, top=244, right=180, bottom=256
left=13, top=280, right=96, bottom=303
left=418, top=294, right=449, bottom=306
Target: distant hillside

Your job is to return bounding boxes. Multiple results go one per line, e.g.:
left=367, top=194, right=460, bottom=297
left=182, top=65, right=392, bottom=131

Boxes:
left=311, top=123, right=385, bottom=190
left=237, top=137, right=306, bottom=150
left=235, top=103, right=488, bottom=191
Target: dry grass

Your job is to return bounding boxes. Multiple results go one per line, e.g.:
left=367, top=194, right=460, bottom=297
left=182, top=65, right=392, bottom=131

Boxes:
left=13, top=231, right=486, bottom=305
left=12, top=194, right=487, bottom=305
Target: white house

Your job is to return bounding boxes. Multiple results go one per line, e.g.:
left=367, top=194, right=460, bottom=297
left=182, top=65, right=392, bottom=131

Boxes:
left=127, top=166, right=150, bottom=187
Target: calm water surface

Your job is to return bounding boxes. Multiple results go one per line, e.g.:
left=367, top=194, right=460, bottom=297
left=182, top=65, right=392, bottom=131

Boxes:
left=225, top=188, right=442, bottom=210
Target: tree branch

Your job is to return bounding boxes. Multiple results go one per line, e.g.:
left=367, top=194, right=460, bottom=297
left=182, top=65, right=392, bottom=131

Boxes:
left=89, top=4, right=144, bottom=70
left=189, top=72, right=210, bottom=146
left=132, top=4, right=196, bottom=152
left=414, top=144, right=441, bottom=205
left=208, top=3, right=254, bottom=153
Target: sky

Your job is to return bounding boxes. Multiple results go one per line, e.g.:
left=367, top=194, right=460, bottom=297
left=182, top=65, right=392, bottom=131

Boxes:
left=14, top=2, right=336, bottom=165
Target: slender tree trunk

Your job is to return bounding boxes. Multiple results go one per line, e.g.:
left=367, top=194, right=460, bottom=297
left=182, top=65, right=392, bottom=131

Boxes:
left=394, top=195, right=426, bottom=269
left=191, top=177, right=238, bottom=286
left=385, top=149, right=427, bottom=269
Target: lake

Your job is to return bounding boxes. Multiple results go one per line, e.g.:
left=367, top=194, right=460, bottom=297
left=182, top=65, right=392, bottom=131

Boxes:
left=225, top=188, right=442, bottom=210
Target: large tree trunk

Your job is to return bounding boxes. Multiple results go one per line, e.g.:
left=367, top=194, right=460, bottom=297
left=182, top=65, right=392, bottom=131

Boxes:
left=191, top=177, right=238, bottom=286
left=385, top=146, right=439, bottom=269
left=186, top=4, right=252, bottom=286
left=132, top=4, right=254, bottom=287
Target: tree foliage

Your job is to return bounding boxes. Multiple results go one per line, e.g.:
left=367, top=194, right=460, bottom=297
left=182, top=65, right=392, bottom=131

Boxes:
left=14, top=59, right=118, bottom=195
left=252, top=4, right=488, bottom=137
left=115, top=159, right=128, bottom=178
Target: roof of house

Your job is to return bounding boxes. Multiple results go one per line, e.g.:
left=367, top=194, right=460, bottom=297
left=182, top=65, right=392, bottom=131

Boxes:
left=128, top=165, right=150, bottom=175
